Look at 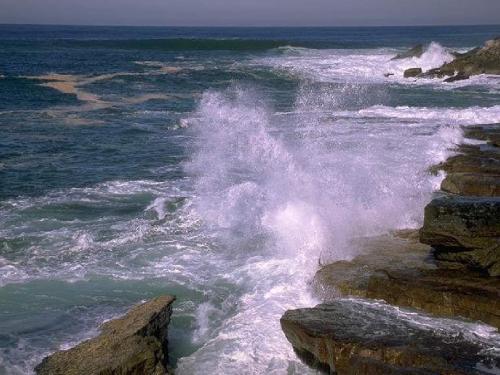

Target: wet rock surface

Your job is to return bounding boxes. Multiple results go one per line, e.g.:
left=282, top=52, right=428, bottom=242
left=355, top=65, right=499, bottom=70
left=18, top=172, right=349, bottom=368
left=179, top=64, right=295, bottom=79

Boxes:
left=441, top=173, right=500, bottom=197
left=35, top=295, right=175, bottom=375
left=281, top=299, right=500, bottom=375
left=422, top=124, right=500, bottom=276
left=409, top=38, right=500, bottom=81
left=314, top=233, right=500, bottom=329
left=464, top=125, right=500, bottom=147
left=437, top=38, right=500, bottom=77
left=404, top=67, right=423, bottom=78
left=444, top=71, right=470, bottom=83
left=282, top=124, right=500, bottom=374
left=420, top=195, right=500, bottom=276
left=435, top=153, right=500, bottom=175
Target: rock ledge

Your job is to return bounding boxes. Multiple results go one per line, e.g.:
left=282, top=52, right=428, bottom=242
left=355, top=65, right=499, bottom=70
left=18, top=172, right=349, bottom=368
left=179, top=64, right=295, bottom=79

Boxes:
left=281, top=299, right=500, bottom=375
left=35, top=295, right=175, bottom=375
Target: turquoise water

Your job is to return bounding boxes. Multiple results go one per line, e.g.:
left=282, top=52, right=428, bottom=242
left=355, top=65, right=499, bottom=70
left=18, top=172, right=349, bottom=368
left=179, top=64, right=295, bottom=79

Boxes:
left=1, top=25, right=500, bottom=374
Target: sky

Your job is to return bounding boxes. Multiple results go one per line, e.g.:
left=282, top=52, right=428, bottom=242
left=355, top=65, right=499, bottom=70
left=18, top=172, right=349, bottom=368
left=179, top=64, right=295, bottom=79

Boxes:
left=1, top=0, right=500, bottom=27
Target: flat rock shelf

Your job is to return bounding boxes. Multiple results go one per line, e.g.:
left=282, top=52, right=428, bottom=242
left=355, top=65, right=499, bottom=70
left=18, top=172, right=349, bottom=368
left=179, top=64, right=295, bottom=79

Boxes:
left=281, top=299, right=500, bottom=375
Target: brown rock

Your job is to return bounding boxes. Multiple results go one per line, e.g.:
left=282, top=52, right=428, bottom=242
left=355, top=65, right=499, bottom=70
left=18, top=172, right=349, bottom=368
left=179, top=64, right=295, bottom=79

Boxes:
left=314, top=233, right=500, bottom=328
left=441, top=173, right=500, bottom=196
left=433, top=154, right=500, bottom=175
left=424, top=37, right=500, bottom=78
left=420, top=196, right=500, bottom=276
left=403, top=67, right=423, bottom=78
left=419, top=67, right=454, bottom=79
left=35, top=295, right=175, bottom=375
left=281, top=299, right=499, bottom=375
left=444, top=71, right=470, bottom=83
left=464, top=125, right=500, bottom=147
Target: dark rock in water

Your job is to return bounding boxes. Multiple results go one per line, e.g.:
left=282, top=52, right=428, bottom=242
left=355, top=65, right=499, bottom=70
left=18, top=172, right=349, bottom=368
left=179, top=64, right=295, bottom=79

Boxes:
left=425, top=38, right=500, bottom=78
left=403, top=67, right=422, bottom=78
left=281, top=299, right=500, bottom=375
left=444, top=71, right=470, bottom=83
left=314, top=233, right=500, bottom=329
left=419, top=67, right=454, bottom=79
left=420, top=196, right=500, bottom=276
left=464, top=125, right=500, bottom=147
left=452, top=47, right=481, bottom=59
left=441, top=173, right=500, bottom=197
left=391, top=44, right=424, bottom=60
left=35, top=295, right=176, bottom=375
left=384, top=72, right=394, bottom=77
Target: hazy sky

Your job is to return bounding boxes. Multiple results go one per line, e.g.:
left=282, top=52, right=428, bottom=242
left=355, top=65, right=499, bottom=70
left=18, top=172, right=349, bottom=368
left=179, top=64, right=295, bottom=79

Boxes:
left=1, top=0, right=500, bottom=27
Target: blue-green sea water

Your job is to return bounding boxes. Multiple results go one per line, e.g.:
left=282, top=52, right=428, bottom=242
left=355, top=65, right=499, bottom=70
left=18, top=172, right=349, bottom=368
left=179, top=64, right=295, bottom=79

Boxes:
left=1, top=25, right=500, bottom=374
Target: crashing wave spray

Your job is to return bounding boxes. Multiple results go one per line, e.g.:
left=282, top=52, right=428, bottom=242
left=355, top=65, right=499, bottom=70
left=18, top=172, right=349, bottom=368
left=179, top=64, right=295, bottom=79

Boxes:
left=177, top=84, right=462, bottom=373
left=393, top=42, right=455, bottom=72
left=260, top=42, right=458, bottom=84
left=178, top=88, right=323, bottom=374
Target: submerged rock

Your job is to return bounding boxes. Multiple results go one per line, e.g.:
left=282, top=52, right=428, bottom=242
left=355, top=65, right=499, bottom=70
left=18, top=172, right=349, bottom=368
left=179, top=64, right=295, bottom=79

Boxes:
left=35, top=295, right=175, bottom=375
left=281, top=299, right=500, bottom=375
left=420, top=196, right=500, bottom=276
left=403, top=67, right=422, bottom=78
left=391, top=44, right=424, bottom=60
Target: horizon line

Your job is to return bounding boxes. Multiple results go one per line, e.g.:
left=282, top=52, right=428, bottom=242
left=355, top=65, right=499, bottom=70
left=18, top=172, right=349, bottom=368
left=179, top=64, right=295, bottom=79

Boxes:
left=1, top=22, right=500, bottom=29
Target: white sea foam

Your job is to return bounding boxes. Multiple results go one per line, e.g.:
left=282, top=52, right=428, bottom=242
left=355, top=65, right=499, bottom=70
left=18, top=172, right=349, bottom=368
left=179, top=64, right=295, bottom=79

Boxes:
left=175, top=85, right=466, bottom=373
left=355, top=104, right=500, bottom=124
left=390, top=42, right=454, bottom=73
left=258, top=42, right=500, bottom=89
left=0, top=178, right=196, bottom=287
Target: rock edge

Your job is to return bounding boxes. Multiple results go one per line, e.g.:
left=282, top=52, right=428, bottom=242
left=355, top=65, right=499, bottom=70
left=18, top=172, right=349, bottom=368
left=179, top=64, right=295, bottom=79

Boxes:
left=35, top=295, right=175, bottom=375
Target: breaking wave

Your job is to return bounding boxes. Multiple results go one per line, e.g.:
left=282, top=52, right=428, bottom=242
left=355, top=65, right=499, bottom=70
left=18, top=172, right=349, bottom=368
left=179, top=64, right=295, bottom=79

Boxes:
left=175, top=84, right=464, bottom=373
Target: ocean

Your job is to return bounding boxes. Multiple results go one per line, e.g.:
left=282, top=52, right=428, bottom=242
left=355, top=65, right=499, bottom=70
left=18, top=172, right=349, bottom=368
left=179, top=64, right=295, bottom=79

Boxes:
left=1, top=24, right=500, bottom=374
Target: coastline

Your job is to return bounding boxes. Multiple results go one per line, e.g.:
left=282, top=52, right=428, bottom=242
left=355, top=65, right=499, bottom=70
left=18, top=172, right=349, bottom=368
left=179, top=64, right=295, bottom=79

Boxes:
left=2, top=25, right=500, bottom=374
left=281, top=123, right=500, bottom=374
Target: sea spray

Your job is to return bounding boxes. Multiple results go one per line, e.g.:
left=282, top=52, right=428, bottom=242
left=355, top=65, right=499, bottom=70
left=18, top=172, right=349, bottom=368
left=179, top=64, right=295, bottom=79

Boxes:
left=260, top=42, right=461, bottom=84
left=396, top=42, right=455, bottom=72
left=177, top=84, right=463, bottom=372
left=178, top=88, right=327, bottom=373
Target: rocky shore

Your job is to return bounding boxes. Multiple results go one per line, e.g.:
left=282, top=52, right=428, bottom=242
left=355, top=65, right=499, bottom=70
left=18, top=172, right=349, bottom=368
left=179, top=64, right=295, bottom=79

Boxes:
left=31, top=38, right=500, bottom=374
left=282, top=300, right=499, bottom=375
left=397, top=37, right=500, bottom=82
left=35, top=295, right=175, bottom=375
left=281, top=124, right=500, bottom=374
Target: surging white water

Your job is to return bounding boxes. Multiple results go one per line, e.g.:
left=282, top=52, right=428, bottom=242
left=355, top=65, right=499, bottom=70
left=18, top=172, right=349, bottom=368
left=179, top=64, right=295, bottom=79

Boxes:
left=257, top=42, right=500, bottom=88
left=178, top=89, right=322, bottom=374
left=391, top=41, right=455, bottom=73
left=176, top=84, right=464, bottom=373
